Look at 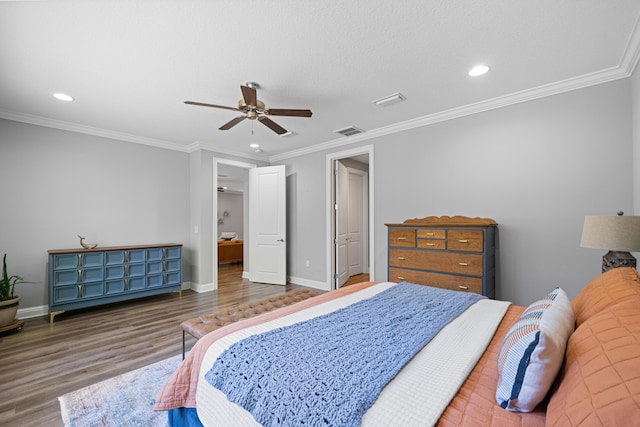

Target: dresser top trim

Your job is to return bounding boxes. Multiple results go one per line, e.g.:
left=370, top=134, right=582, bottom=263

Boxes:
left=385, top=215, right=497, bottom=227
left=48, top=243, right=182, bottom=255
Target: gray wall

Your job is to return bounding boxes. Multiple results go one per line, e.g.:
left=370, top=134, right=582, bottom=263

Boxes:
left=2, top=74, right=637, bottom=312
left=282, top=78, right=634, bottom=306
left=0, top=119, right=190, bottom=310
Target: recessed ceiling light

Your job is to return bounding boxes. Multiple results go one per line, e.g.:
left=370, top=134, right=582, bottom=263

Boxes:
left=468, top=65, right=490, bottom=77
left=249, top=143, right=260, bottom=148
left=53, top=93, right=74, bottom=102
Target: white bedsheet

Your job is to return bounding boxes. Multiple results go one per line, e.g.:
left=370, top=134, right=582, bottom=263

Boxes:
left=195, top=282, right=510, bottom=427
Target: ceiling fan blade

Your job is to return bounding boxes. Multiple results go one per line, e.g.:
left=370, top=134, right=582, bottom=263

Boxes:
left=266, top=108, right=313, bottom=117
left=258, top=116, right=288, bottom=135
left=219, top=115, right=247, bottom=130
left=240, top=85, right=257, bottom=107
left=185, top=101, right=241, bottom=112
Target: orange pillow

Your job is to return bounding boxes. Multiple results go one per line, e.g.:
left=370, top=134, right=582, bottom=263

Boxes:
left=571, top=267, right=640, bottom=327
left=546, top=298, right=640, bottom=426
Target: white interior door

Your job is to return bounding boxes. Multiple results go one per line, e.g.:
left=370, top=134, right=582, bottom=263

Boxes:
left=249, top=165, right=287, bottom=285
left=347, top=171, right=364, bottom=276
left=335, top=161, right=349, bottom=288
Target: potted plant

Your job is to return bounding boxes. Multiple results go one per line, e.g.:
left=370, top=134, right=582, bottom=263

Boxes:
left=0, top=254, right=29, bottom=327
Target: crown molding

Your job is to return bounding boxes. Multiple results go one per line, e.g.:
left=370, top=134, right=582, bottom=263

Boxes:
left=189, top=140, right=270, bottom=162
left=0, top=109, right=192, bottom=152
left=270, top=65, right=631, bottom=162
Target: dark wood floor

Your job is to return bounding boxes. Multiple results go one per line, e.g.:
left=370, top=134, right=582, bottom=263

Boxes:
left=0, top=264, right=358, bottom=427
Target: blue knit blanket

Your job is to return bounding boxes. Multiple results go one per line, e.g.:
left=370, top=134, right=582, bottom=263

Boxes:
left=205, top=282, right=484, bottom=427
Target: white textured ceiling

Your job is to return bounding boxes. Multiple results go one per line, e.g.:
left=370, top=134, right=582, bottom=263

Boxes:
left=2, top=1, right=640, bottom=162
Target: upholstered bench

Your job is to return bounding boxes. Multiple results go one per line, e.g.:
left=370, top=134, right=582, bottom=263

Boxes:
left=181, top=288, right=322, bottom=358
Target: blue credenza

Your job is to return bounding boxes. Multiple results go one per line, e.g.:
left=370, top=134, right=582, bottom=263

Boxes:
left=48, top=243, right=182, bottom=322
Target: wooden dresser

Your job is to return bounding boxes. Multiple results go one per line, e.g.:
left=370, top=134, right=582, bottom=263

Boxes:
left=386, top=216, right=497, bottom=297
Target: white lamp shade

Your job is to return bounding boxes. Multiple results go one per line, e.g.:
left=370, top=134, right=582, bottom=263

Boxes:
left=581, top=216, right=640, bottom=252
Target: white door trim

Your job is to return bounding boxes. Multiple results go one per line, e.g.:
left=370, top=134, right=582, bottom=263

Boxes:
left=325, top=145, right=375, bottom=290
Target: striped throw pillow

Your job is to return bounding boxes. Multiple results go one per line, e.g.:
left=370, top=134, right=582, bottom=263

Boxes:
left=496, top=287, right=575, bottom=412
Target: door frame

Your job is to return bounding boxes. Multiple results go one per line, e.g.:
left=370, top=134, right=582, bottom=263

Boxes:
left=212, top=157, right=256, bottom=289
left=325, top=145, right=375, bottom=290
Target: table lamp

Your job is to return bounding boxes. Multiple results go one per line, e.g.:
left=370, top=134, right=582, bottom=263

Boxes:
left=581, top=212, right=640, bottom=272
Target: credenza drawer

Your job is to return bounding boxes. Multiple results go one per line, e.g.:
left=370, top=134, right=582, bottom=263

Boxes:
left=448, top=230, right=483, bottom=252
left=389, top=268, right=483, bottom=294
left=389, top=249, right=483, bottom=276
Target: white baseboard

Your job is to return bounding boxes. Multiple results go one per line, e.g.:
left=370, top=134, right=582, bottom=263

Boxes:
left=287, top=276, right=330, bottom=291
left=17, top=304, right=48, bottom=320
left=190, top=281, right=215, bottom=293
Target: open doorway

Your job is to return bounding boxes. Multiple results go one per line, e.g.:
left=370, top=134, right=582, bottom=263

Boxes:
left=326, top=145, right=375, bottom=290
left=213, top=158, right=254, bottom=289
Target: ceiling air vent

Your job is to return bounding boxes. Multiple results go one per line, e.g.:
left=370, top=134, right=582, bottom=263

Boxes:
left=334, top=126, right=365, bottom=137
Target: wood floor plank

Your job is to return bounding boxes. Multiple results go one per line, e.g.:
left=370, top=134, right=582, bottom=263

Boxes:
left=0, top=264, right=325, bottom=427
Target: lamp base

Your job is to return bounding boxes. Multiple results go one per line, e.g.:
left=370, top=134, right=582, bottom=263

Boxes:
left=602, top=250, right=637, bottom=273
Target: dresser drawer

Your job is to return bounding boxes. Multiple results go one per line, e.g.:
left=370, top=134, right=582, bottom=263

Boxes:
left=389, top=229, right=416, bottom=247
left=417, top=239, right=446, bottom=250
left=389, top=268, right=483, bottom=294
left=417, top=229, right=446, bottom=239
left=448, top=230, right=484, bottom=252
left=389, top=249, right=483, bottom=276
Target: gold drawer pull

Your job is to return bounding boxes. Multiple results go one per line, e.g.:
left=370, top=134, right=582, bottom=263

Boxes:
left=458, top=285, right=469, bottom=290
left=397, top=256, right=406, bottom=260
left=458, top=262, right=469, bottom=266
left=397, top=276, right=405, bottom=280
left=458, top=239, right=469, bottom=243
left=397, top=237, right=407, bottom=240
left=426, top=232, right=435, bottom=236
left=425, top=243, right=435, bottom=246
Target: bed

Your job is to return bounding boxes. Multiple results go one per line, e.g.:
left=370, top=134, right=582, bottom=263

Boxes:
left=155, top=267, right=640, bottom=426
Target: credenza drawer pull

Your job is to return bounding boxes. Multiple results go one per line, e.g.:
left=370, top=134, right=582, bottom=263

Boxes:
left=458, top=262, right=469, bottom=266
left=458, top=239, right=469, bottom=243
left=458, top=285, right=469, bottom=290
left=397, top=237, right=407, bottom=240
left=397, top=276, right=405, bottom=280
left=397, top=256, right=406, bottom=260
left=426, top=232, right=435, bottom=236
left=425, top=243, right=435, bottom=246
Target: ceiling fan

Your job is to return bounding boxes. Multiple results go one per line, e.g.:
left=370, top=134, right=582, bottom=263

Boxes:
left=184, top=82, right=312, bottom=135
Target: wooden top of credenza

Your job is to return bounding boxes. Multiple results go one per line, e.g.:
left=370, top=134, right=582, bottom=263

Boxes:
left=48, top=243, right=182, bottom=254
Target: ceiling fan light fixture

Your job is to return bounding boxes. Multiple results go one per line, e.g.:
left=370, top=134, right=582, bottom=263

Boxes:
left=249, top=143, right=260, bottom=148
left=468, top=64, right=490, bottom=77
left=372, top=92, right=406, bottom=107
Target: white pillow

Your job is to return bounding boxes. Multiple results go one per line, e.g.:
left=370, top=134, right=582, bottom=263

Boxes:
left=495, top=287, right=575, bottom=412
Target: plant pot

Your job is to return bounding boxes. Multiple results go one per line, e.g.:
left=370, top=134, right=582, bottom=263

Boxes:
left=0, top=296, right=21, bottom=327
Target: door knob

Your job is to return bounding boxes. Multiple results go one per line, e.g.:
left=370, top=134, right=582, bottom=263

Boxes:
left=277, top=238, right=285, bottom=242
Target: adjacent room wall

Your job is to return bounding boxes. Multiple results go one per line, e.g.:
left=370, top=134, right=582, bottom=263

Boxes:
left=217, top=192, right=244, bottom=239
left=0, top=119, right=190, bottom=311
left=282, top=78, right=633, bottom=306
